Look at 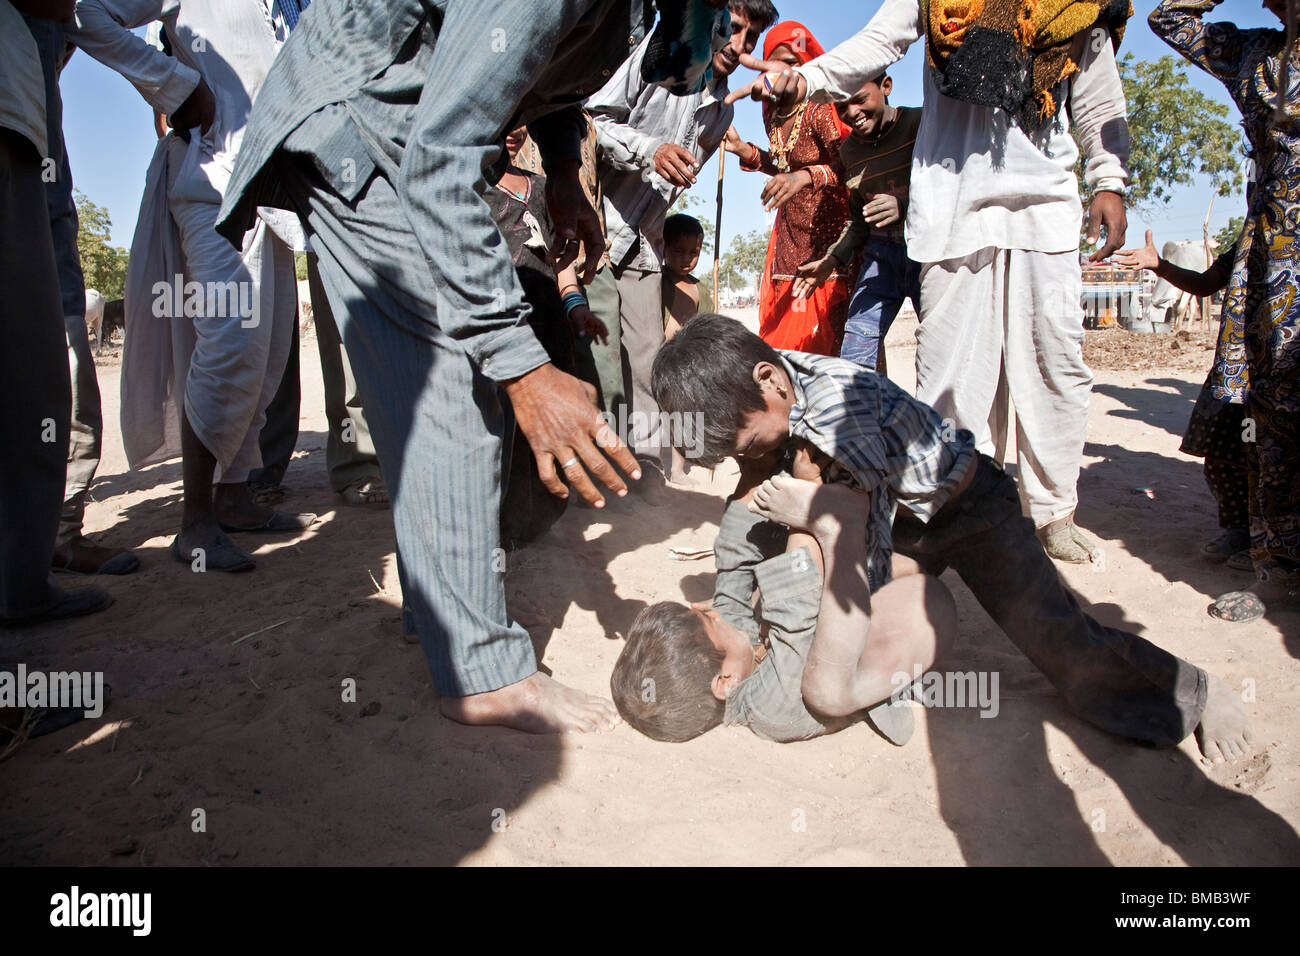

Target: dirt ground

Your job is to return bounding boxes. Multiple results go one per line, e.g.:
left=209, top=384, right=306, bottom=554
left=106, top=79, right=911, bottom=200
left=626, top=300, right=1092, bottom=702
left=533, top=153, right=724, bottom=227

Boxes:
left=2, top=308, right=1296, bottom=866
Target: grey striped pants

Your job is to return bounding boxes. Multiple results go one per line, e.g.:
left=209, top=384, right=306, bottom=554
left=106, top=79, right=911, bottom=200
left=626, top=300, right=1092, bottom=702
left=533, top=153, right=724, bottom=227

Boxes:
left=279, top=159, right=535, bottom=697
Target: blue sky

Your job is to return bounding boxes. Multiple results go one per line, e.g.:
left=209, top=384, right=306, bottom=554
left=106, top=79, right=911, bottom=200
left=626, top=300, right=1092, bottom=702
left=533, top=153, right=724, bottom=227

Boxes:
left=60, top=0, right=1273, bottom=262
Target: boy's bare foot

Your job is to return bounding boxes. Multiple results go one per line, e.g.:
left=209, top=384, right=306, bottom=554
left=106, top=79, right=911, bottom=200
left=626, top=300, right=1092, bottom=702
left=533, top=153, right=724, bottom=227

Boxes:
left=748, top=473, right=858, bottom=538
left=440, top=672, right=622, bottom=734
left=1194, top=673, right=1253, bottom=764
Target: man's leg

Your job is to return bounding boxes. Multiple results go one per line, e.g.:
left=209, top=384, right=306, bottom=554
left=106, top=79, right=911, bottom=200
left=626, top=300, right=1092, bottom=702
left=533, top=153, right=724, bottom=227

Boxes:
left=614, top=266, right=667, bottom=466
left=279, top=158, right=616, bottom=732
left=0, top=129, right=109, bottom=621
left=248, top=310, right=301, bottom=499
left=916, top=248, right=1008, bottom=456
left=309, top=252, right=384, bottom=499
left=892, top=456, right=1249, bottom=758
left=24, top=11, right=136, bottom=576
left=1002, top=249, right=1096, bottom=559
left=575, top=264, right=625, bottom=412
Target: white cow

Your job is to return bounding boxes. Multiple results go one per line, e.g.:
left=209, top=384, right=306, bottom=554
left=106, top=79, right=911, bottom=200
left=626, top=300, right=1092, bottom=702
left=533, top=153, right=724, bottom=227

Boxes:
left=84, top=288, right=105, bottom=347
left=1147, top=240, right=1220, bottom=327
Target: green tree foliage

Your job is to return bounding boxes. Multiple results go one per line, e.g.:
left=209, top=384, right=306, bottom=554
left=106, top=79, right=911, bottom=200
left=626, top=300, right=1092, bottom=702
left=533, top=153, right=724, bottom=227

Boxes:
left=717, top=228, right=769, bottom=289
left=1077, top=54, right=1245, bottom=212
left=294, top=250, right=309, bottom=281
left=1213, top=215, right=1245, bottom=252
left=75, top=190, right=129, bottom=300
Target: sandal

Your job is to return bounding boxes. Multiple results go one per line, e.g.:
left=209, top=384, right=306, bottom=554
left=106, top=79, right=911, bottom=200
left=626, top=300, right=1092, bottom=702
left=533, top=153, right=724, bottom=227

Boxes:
left=170, top=533, right=256, bottom=572
left=338, top=477, right=390, bottom=509
left=1225, top=550, right=1255, bottom=572
left=1208, top=591, right=1266, bottom=623
left=1204, top=528, right=1250, bottom=562
left=218, top=510, right=316, bottom=534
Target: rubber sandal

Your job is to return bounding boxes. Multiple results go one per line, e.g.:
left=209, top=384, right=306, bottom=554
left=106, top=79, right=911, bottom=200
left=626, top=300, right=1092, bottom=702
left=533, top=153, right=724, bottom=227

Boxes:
left=52, top=537, right=140, bottom=576
left=338, top=477, right=390, bottom=508
left=218, top=510, right=316, bottom=534
left=1208, top=591, right=1266, bottom=623
left=170, top=534, right=256, bottom=572
left=0, top=585, right=113, bottom=626
left=1225, top=550, right=1255, bottom=572
left=1204, top=528, right=1250, bottom=562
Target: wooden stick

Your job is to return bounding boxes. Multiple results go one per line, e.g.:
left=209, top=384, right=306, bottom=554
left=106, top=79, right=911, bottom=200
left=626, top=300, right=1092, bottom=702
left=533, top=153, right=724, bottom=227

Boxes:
left=713, top=151, right=725, bottom=305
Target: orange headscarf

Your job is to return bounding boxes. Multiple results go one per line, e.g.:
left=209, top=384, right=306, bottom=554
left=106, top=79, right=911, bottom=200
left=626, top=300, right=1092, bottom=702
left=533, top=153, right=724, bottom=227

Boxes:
left=759, top=22, right=849, bottom=139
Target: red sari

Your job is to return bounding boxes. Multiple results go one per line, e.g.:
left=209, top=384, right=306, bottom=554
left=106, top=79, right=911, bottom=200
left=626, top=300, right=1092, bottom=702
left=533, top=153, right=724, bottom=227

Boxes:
left=738, top=23, right=853, bottom=354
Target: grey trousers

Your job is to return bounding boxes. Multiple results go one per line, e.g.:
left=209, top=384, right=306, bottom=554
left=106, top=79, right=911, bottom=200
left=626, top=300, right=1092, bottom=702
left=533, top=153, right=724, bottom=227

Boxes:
left=279, top=159, right=534, bottom=696
left=26, top=13, right=103, bottom=547
left=0, top=129, right=71, bottom=618
left=253, top=253, right=383, bottom=493
left=892, top=454, right=1206, bottom=747
left=581, top=262, right=666, bottom=460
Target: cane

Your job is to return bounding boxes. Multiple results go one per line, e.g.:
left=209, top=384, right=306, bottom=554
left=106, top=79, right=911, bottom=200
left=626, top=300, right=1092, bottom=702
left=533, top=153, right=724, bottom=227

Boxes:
left=713, top=150, right=725, bottom=305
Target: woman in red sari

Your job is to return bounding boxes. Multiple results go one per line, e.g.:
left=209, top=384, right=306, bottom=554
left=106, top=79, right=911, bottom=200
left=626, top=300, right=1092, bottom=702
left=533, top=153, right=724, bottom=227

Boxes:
left=722, top=21, right=852, bottom=354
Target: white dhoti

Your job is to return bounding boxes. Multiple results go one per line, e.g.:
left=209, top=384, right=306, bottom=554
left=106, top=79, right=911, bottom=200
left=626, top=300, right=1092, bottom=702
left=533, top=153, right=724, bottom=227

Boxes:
left=916, top=247, right=1093, bottom=527
left=121, top=133, right=297, bottom=483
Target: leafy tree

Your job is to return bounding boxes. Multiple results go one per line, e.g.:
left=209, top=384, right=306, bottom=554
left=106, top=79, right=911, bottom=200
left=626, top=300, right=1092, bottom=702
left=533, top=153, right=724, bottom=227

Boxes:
left=1213, top=215, right=1245, bottom=252
left=717, top=228, right=769, bottom=290
left=75, top=190, right=129, bottom=300
left=1077, top=54, right=1245, bottom=212
left=295, top=250, right=309, bottom=281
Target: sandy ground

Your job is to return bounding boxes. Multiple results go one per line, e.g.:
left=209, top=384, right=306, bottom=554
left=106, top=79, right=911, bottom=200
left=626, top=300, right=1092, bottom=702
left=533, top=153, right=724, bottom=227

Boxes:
left=2, top=308, right=1297, bottom=867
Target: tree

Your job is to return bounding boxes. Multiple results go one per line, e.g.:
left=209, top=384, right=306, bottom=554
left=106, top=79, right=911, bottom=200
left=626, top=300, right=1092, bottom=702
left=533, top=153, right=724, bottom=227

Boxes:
left=75, top=190, right=129, bottom=300
left=294, top=250, right=309, bottom=281
left=1213, top=215, right=1245, bottom=252
left=717, top=228, right=769, bottom=290
left=1077, top=54, right=1245, bottom=212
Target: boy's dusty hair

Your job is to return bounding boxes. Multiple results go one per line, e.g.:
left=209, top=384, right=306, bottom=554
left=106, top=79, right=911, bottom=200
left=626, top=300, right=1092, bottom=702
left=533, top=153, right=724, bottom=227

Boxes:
left=664, top=213, right=704, bottom=245
left=611, top=602, right=726, bottom=742
left=652, top=313, right=780, bottom=466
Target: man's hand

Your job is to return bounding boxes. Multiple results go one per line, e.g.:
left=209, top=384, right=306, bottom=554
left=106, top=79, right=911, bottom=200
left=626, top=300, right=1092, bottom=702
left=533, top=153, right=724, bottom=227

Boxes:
left=502, top=363, right=639, bottom=507
left=793, top=254, right=838, bottom=300
left=761, top=169, right=812, bottom=211
left=725, top=53, right=808, bottom=110
left=862, top=193, right=902, bottom=228
left=169, top=78, right=216, bottom=136
left=654, top=143, right=700, bottom=188
left=1085, top=190, right=1127, bottom=263
left=568, top=303, right=609, bottom=346
left=546, top=160, right=606, bottom=284
left=1111, top=229, right=1161, bottom=272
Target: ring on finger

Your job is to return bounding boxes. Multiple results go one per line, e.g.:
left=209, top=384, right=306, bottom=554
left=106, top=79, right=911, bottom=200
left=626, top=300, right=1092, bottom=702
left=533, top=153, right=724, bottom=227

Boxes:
left=561, top=456, right=580, bottom=469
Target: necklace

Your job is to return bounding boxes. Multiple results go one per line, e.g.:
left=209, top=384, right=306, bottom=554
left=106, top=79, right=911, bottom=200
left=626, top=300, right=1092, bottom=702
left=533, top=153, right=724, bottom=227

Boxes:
left=768, top=102, right=807, bottom=173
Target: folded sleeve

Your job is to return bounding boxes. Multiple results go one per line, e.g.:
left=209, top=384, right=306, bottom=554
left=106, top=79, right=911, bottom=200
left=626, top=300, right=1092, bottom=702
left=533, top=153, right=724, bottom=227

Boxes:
left=797, top=0, right=920, bottom=104
left=67, top=0, right=198, bottom=116
left=395, top=0, right=605, bottom=381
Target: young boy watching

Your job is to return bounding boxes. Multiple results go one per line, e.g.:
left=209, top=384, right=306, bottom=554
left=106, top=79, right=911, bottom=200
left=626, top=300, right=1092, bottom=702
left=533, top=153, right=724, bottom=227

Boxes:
left=662, top=214, right=714, bottom=341
left=792, top=75, right=921, bottom=374
left=614, top=314, right=1252, bottom=764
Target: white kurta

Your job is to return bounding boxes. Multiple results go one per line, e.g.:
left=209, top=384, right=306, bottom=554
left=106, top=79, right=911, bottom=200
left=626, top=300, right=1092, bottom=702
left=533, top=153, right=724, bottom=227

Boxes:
left=69, top=1, right=303, bottom=479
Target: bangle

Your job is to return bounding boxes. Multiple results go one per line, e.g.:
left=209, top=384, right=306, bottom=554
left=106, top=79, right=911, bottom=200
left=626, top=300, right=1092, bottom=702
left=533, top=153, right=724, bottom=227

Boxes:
left=744, top=143, right=761, bottom=167
left=562, top=290, right=587, bottom=315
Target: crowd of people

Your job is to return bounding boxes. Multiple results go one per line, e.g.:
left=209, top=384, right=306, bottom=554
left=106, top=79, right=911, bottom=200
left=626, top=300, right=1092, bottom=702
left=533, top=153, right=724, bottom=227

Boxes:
left=2, top=0, right=1293, bottom=762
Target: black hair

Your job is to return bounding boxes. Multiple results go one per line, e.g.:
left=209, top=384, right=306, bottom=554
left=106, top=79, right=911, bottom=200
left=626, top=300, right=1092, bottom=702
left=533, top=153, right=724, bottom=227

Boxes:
left=729, top=0, right=779, bottom=33
left=664, top=213, right=705, bottom=245
left=651, top=313, right=779, bottom=466
left=611, top=603, right=726, bottom=742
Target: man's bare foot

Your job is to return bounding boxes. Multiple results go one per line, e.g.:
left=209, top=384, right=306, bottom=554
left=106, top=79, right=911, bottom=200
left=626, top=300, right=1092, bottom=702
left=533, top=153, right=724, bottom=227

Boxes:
left=748, top=473, right=859, bottom=538
left=440, top=672, right=622, bottom=733
left=1194, top=673, right=1253, bottom=764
